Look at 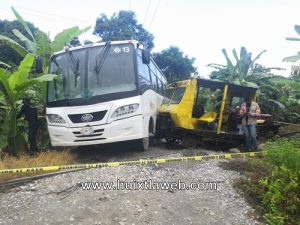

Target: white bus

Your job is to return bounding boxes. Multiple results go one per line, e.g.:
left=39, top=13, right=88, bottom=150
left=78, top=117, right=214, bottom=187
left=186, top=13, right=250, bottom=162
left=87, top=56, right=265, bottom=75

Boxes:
left=46, top=40, right=167, bottom=150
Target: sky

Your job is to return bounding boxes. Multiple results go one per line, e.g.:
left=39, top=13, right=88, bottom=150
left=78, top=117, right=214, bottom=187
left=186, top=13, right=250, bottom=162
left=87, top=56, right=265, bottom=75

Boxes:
left=0, top=0, right=299, bottom=77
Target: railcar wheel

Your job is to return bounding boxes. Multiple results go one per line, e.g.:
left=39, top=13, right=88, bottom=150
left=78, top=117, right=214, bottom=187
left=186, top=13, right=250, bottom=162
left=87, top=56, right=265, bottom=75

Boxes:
left=182, top=135, right=199, bottom=149
left=165, top=137, right=176, bottom=144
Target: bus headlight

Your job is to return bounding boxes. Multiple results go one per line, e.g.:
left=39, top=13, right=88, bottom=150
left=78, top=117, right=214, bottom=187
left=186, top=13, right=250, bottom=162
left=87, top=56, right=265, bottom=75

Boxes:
left=111, top=104, right=139, bottom=118
left=47, top=114, right=66, bottom=124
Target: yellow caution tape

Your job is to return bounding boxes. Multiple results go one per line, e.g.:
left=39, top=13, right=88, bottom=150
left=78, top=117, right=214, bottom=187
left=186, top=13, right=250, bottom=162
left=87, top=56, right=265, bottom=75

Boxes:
left=0, top=151, right=265, bottom=174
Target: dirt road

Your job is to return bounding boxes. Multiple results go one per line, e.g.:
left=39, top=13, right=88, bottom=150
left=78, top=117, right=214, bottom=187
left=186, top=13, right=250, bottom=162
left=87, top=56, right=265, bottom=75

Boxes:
left=0, top=143, right=260, bottom=225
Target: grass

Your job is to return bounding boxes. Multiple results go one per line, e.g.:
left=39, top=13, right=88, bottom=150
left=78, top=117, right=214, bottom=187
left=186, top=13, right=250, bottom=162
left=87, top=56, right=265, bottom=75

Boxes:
left=0, top=142, right=136, bottom=182
left=0, top=143, right=127, bottom=182
left=0, top=150, right=77, bottom=181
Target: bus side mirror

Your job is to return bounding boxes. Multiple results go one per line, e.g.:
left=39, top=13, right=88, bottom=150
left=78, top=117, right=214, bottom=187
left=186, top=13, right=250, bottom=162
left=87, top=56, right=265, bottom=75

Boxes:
left=142, top=49, right=151, bottom=64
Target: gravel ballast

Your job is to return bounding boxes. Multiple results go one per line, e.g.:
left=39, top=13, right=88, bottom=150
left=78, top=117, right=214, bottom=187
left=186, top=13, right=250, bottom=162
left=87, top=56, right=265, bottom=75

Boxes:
left=0, top=150, right=260, bottom=225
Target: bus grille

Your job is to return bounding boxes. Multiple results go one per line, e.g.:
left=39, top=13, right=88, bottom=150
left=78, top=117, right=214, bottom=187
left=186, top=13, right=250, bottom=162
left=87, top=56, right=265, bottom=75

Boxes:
left=68, top=111, right=107, bottom=123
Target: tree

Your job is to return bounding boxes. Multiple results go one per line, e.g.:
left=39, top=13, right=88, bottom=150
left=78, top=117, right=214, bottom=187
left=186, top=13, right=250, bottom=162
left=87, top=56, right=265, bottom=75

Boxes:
left=93, top=10, right=154, bottom=48
left=0, top=19, right=39, bottom=69
left=152, top=46, right=197, bottom=82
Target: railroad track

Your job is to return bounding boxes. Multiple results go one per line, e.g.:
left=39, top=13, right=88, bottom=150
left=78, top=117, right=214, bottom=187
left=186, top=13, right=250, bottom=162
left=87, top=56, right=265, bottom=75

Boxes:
left=0, top=150, right=181, bottom=191
left=279, top=130, right=300, bottom=138
left=0, top=168, right=86, bottom=191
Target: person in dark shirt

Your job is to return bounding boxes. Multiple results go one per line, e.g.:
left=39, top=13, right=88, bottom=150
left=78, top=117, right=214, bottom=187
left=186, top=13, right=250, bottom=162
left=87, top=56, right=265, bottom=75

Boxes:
left=17, top=97, right=39, bottom=154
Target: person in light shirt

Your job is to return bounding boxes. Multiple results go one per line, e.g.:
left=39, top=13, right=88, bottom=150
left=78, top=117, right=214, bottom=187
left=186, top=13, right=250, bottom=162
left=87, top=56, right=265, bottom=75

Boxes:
left=239, top=96, right=261, bottom=151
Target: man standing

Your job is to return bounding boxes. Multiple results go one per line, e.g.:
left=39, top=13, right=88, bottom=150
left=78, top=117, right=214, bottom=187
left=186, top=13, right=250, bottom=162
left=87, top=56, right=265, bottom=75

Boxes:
left=17, top=97, right=39, bottom=154
left=240, top=96, right=261, bottom=151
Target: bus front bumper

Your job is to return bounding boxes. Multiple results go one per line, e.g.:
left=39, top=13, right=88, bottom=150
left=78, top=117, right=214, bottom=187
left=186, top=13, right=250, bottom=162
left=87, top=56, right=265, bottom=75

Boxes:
left=48, top=115, right=144, bottom=146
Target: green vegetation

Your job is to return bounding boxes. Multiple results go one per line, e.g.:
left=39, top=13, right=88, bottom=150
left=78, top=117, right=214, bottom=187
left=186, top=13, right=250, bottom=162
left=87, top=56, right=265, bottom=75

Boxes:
left=0, top=19, right=38, bottom=69
left=264, top=137, right=300, bottom=172
left=259, top=165, right=299, bottom=225
left=0, top=149, right=76, bottom=181
left=208, top=47, right=267, bottom=87
left=0, top=54, right=56, bottom=155
left=152, top=46, right=197, bottom=82
left=221, top=136, right=300, bottom=225
left=260, top=137, right=300, bottom=225
left=93, top=10, right=154, bottom=48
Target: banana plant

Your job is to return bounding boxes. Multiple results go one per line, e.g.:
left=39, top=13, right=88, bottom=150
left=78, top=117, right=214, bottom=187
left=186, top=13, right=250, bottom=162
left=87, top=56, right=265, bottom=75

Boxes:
left=207, top=47, right=266, bottom=87
left=0, top=54, right=56, bottom=155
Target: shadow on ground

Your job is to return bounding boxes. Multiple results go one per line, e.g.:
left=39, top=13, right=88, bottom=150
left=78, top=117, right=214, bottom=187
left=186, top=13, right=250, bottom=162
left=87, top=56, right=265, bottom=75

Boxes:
left=71, top=138, right=181, bottom=163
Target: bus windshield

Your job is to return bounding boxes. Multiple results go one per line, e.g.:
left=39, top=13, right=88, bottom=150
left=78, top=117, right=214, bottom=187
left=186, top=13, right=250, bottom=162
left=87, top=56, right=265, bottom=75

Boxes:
left=47, top=43, right=136, bottom=106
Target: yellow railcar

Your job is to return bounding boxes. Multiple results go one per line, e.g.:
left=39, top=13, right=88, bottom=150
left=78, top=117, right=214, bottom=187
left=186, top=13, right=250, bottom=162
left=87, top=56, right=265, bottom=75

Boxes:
left=156, top=78, right=279, bottom=148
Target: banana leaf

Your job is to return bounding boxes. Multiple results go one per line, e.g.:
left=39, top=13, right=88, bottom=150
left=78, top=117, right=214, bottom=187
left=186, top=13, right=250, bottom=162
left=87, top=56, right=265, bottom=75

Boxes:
left=12, top=29, right=37, bottom=55
left=51, top=26, right=90, bottom=53
left=36, top=31, right=51, bottom=72
left=269, top=99, right=286, bottom=110
left=0, top=35, right=27, bottom=57
left=11, top=7, right=35, bottom=42
left=8, top=54, right=34, bottom=91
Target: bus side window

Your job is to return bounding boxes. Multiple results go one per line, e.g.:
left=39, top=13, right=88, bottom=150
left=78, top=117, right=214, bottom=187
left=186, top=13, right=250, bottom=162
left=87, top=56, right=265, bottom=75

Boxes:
left=156, top=69, right=166, bottom=95
left=158, top=78, right=164, bottom=95
left=149, top=61, right=159, bottom=92
left=151, top=71, right=158, bottom=92
left=137, top=51, right=151, bottom=91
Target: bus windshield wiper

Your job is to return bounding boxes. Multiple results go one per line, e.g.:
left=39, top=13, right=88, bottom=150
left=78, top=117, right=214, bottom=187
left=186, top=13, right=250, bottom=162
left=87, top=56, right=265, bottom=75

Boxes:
left=95, top=41, right=111, bottom=86
left=66, top=50, right=80, bottom=87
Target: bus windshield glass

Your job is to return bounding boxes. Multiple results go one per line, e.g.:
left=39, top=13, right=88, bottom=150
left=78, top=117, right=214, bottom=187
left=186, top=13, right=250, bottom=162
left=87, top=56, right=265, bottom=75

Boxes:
left=47, top=43, right=136, bottom=105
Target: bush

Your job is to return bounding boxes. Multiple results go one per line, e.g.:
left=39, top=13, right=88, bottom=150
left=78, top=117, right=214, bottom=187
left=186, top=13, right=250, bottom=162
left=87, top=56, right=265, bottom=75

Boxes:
left=261, top=136, right=300, bottom=225
left=263, top=136, right=300, bottom=173
left=259, top=165, right=300, bottom=225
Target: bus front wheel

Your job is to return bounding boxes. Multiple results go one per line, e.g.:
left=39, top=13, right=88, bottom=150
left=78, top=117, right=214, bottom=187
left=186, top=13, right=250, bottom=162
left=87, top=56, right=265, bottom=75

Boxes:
left=136, top=137, right=149, bottom=151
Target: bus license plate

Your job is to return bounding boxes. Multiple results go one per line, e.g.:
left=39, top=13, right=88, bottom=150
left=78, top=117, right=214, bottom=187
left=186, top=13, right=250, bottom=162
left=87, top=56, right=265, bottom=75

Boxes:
left=80, top=126, right=94, bottom=135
